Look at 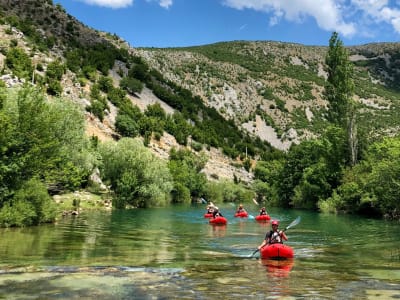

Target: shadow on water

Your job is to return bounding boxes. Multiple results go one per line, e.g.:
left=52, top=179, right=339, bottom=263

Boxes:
left=0, top=204, right=400, bottom=299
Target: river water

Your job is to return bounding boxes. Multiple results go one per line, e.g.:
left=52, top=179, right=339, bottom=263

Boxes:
left=0, top=204, right=399, bottom=299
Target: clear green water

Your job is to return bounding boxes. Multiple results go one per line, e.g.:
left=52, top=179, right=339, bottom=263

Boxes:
left=0, top=204, right=399, bottom=299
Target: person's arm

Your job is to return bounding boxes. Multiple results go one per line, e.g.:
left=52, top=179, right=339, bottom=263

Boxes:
left=280, top=230, right=288, bottom=241
left=258, top=239, right=267, bottom=249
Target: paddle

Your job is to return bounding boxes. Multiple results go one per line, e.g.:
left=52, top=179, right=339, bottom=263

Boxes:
left=249, top=216, right=301, bottom=258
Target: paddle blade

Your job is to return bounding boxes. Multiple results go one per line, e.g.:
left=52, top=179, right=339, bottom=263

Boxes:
left=249, top=248, right=259, bottom=258
left=285, top=216, right=301, bottom=231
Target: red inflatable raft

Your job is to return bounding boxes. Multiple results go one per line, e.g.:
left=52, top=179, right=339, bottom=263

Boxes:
left=260, top=243, right=294, bottom=260
left=204, top=213, right=213, bottom=218
left=209, top=216, right=227, bottom=225
left=255, top=214, right=271, bottom=221
left=234, top=211, right=248, bottom=218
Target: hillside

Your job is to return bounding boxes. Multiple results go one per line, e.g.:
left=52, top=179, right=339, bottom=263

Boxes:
left=133, top=41, right=400, bottom=150
left=0, top=0, right=400, bottom=182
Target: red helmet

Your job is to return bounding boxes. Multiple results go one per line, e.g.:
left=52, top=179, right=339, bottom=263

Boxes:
left=271, top=220, right=279, bottom=225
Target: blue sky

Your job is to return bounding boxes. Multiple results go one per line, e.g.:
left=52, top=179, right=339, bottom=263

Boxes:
left=54, top=0, right=400, bottom=48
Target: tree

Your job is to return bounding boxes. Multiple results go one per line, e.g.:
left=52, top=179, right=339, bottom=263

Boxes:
left=0, top=87, right=95, bottom=226
left=120, top=76, right=143, bottom=94
left=46, top=60, right=65, bottom=81
left=16, top=88, right=92, bottom=187
left=99, top=138, right=173, bottom=208
left=168, top=148, right=208, bottom=203
left=115, top=113, right=140, bottom=137
left=253, top=159, right=284, bottom=205
left=360, top=137, right=400, bottom=217
left=324, top=32, right=358, bottom=166
left=292, top=161, right=331, bottom=209
left=203, top=180, right=253, bottom=204
left=145, top=103, right=166, bottom=120
left=319, top=136, right=400, bottom=218
left=129, top=61, right=149, bottom=82
left=325, top=32, right=354, bottom=126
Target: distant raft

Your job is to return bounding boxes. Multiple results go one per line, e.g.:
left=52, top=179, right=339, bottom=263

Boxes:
left=204, top=213, right=213, bottom=218
left=234, top=211, right=248, bottom=218
left=255, top=214, right=271, bottom=221
left=209, top=216, right=227, bottom=225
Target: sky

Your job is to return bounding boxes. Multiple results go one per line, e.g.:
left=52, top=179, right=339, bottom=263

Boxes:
left=53, top=0, right=400, bottom=48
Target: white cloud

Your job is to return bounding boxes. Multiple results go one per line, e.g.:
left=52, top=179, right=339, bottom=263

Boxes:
left=269, top=10, right=283, bottom=26
left=159, top=0, right=173, bottom=9
left=81, top=0, right=133, bottom=9
left=351, top=0, right=400, bottom=34
left=145, top=0, right=173, bottom=9
left=392, top=17, right=400, bottom=33
left=222, top=0, right=400, bottom=37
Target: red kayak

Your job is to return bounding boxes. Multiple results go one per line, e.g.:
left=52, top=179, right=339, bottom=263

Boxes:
left=204, top=213, right=213, bottom=218
left=209, top=216, right=227, bottom=225
left=234, top=211, right=248, bottom=218
left=260, top=243, right=294, bottom=260
left=255, top=214, right=271, bottom=221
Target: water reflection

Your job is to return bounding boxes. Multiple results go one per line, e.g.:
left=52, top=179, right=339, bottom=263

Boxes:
left=209, top=224, right=227, bottom=237
left=256, top=220, right=270, bottom=228
left=260, top=258, right=294, bottom=278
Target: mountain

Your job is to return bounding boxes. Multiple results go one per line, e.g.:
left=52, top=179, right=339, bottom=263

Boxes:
left=132, top=41, right=400, bottom=150
left=1, top=0, right=400, bottom=181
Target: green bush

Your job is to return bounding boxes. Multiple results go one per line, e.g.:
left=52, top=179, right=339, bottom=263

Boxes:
left=115, top=113, right=139, bottom=137
left=87, top=99, right=106, bottom=121
left=120, top=76, right=143, bottom=94
left=0, top=200, right=37, bottom=227
left=0, top=178, right=57, bottom=227
left=99, top=138, right=173, bottom=208
left=46, top=79, right=63, bottom=96
left=171, top=182, right=191, bottom=204
left=5, top=47, right=33, bottom=80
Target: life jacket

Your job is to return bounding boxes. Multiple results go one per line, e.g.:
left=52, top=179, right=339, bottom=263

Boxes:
left=213, top=211, right=223, bottom=218
left=267, top=230, right=282, bottom=244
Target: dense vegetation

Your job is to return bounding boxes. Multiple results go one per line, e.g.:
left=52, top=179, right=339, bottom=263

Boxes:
left=252, top=33, right=400, bottom=219
left=0, top=87, right=91, bottom=226
left=0, top=84, right=255, bottom=226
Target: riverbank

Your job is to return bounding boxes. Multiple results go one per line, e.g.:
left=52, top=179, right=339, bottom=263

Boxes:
left=53, top=191, right=112, bottom=217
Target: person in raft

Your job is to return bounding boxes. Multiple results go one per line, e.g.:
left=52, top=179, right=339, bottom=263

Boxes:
left=206, top=204, right=215, bottom=214
left=212, top=207, right=223, bottom=218
left=258, top=220, right=288, bottom=249
left=259, top=207, right=268, bottom=215
left=236, top=204, right=246, bottom=214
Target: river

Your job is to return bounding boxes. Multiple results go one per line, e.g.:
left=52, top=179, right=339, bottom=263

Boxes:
left=0, top=204, right=399, bottom=299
